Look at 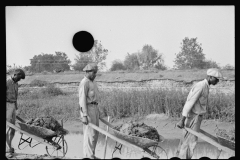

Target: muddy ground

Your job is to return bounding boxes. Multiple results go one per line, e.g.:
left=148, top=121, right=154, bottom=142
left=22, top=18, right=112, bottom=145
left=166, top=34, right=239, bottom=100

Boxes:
left=6, top=114, right=235, bottom=159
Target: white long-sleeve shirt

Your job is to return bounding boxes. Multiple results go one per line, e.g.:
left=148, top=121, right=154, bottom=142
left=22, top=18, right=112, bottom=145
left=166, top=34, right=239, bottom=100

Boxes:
left=182, top=79, right=210, bottom=117
left=78, top=76, right=99, bottom=117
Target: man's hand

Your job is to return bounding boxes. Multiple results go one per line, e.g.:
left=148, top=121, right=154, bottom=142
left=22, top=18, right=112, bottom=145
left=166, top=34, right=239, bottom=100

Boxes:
left=15, top=109, right=19, bottom=116
left=15, top=104, right=19, bottom=115
left=176, top=116, right=186, bottom=129
left=82, top=116, right=89, bottom=125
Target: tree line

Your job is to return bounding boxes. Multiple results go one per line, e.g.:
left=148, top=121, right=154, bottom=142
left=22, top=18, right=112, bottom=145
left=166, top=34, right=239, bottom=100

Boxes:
left=7, top=37, right=234, bottom=74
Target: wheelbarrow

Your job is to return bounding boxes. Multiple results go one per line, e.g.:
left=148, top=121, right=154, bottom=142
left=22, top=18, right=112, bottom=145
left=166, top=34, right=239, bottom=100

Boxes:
left=6, top=116, right=68, bottom=158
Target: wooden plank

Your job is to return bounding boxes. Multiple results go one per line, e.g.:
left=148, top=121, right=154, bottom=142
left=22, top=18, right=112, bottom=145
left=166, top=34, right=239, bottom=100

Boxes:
left=6, top=121, right=57, bottom=149
left=199, top=129, right=219, bottom=143
left=184, top=127, right=235, bottom=155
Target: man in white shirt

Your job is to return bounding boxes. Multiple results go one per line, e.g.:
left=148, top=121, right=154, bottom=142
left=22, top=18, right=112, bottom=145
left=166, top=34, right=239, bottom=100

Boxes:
left=176, top=68, right=224, bottom=159
left=79, top=63, right=100, bottom=159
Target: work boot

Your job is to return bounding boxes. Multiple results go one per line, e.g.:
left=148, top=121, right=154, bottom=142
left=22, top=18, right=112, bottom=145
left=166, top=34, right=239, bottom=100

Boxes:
left=6, top=148, right=14, bottom=158
left=6, top=148, right=14, bottom=153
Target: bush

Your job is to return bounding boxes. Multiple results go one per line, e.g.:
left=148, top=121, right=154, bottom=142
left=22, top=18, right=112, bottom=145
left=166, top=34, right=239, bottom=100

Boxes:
left=110, top=60, right=126, bottom=71
left=42, top=71, right=49, bottom=75
left=222, top=64, right=235, bottom=70
left=18, top=88, right=31, bottom=96
left=30, top=80, right=48, bottom=87
left=40, top=84, right=64, bottom=96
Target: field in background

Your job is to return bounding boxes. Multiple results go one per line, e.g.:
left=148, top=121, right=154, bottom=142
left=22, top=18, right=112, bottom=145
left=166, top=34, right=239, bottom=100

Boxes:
left=17, top=84, right=235, bottom=123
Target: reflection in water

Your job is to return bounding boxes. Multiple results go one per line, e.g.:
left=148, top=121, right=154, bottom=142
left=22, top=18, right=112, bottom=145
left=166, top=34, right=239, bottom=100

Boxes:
left=11, top=132, right=234, bottom=159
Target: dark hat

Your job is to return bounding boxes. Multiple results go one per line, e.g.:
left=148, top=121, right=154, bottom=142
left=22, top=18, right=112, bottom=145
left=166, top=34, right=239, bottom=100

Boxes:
left=83, top=63, right=98, bottom=72
left=14, top=69, right=25, bottom=79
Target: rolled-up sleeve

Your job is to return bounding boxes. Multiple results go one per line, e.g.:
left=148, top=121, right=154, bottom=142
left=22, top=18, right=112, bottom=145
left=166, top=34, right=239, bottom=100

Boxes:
left=182, top=84, right=203, bottom=117
left=79, top=81, right=89, bottom=117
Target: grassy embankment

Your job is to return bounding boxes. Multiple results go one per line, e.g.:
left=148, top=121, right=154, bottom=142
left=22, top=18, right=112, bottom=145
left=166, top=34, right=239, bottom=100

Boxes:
left=18, top=69, right=235, bottom=84
left=17, top=80, right=235, bottom=123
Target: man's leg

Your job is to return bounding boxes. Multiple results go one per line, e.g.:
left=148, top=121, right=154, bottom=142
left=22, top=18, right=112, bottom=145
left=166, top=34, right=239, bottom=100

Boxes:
left=178, top=130, right=193, bottom=159
left=6, top=127, right=11, bottom=151
left=187, top=116, right=202, bottom=159
left=6, top=103, right=16, bottom=158
left=7, top=128, right=15, bottom=152
left=177, top=114, right=202, bottom=159
left=6, top=103, right=16, bottom=153
left=82, top=106, right=99, bottom=159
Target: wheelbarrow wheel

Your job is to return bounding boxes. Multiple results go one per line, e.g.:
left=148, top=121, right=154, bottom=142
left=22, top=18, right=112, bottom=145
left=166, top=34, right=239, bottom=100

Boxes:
left=45, top=136, right=68, bottom=158
left=145, top=145, right=168, bottom=159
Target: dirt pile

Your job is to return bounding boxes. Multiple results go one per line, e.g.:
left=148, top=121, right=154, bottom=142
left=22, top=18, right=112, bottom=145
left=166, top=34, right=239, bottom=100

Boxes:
left=216, top=127, right=235, bottom=142
left=26, top=116, right=69, bottom=136
left=113, top=121, right=160, bottom=142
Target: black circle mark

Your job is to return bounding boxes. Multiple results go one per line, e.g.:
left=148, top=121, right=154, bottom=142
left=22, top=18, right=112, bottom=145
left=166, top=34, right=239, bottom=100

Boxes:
left=72, top=31, right=94, bottom=52
left=170, top=157, right=181, bottom=159
left=199, top=157, right=210, bottom=160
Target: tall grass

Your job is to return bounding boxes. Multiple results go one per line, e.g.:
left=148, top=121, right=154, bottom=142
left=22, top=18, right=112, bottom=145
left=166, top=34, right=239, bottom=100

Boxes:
left=98, top=88, right=235, bottom=122
left=17, top=87, right=235, bottom=123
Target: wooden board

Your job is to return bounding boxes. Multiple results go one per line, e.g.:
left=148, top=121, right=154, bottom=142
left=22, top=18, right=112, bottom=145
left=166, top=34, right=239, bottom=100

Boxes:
left=184, top=127, right=235, bottom=155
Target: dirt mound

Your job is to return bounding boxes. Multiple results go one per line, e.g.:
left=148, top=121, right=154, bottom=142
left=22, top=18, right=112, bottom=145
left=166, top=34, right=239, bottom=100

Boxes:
left=216, top=127, right=235, bottom=142
left=113, top=121, right=160, bottom=142
left=26, top=116, right=69, bottom=136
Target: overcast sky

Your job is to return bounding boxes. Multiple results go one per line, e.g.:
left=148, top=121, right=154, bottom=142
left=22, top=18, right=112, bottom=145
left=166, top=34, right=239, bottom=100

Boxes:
left=6, top=6, right=235, bottom=70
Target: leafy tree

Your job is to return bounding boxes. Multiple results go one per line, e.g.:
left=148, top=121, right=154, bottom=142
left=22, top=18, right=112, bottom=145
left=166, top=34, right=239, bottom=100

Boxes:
left=123, top=53, right=140, bottom=70
left=7, top=64, right=25, bottom=75
left=174, top=37, right=206, bottom=69
left=23, top=65, right=31, bottom=72
left=73, top=40, right=108, bottom=71
left=138, top=44, right=166, bottom=70
left=54, top=52, right=71, bottom=71
left=29, top=52, right=71, bottom=72
left=153, top=61, right=167, bottom=70
left=72, top=54, right=92, bottom=72
left=222, top=64, right=235, bottom=70
left=203, top=59, right=220, bottom=69
left=110, top=60, right=126, bottom=71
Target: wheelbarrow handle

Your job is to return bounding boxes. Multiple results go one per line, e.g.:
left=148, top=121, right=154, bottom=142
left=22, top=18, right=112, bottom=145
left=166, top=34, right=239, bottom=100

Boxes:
left=99, top=117, right=115, bottom=128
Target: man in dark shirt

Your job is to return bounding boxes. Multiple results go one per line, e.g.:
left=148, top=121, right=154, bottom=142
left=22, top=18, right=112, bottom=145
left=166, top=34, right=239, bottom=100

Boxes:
left=6, top=69, right=25, bottom=158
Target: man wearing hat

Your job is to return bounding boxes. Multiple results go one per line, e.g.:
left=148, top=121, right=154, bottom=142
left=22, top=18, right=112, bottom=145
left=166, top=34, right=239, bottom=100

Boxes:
left=6, top=69, right=25, bottom=158
left=78, top=63, right=100, bottom=159
left=176, top=68, right=223, bottom=159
